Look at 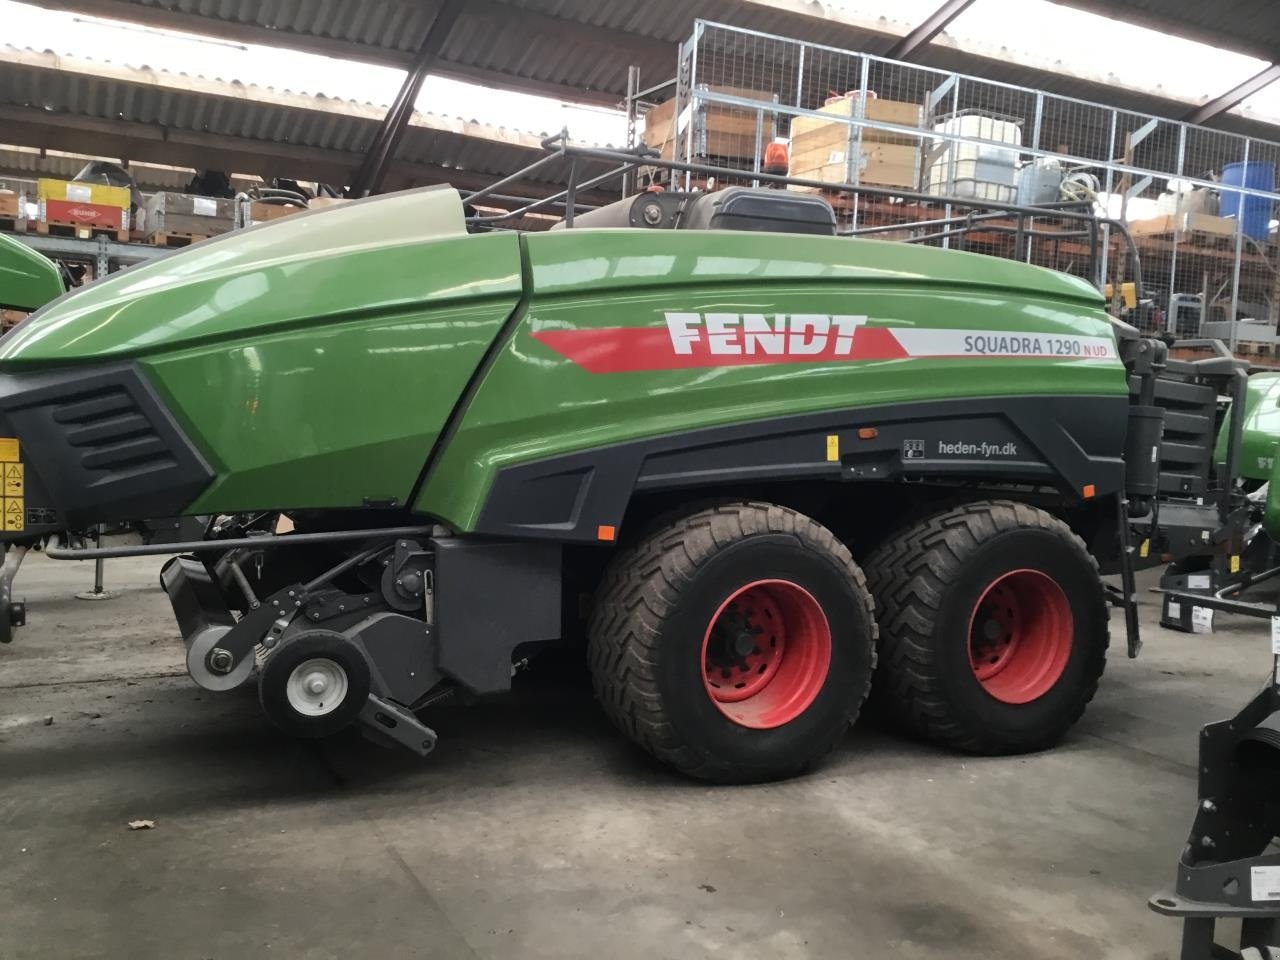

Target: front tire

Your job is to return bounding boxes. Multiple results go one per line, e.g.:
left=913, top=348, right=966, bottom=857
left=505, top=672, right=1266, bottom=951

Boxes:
left=588, top=502, right=877, bottom=783
left=864, top=500, right=1108, bottom=754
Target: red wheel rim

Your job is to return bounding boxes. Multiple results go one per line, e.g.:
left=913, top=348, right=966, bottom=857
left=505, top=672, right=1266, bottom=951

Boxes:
left=701, top=579, right=832, bottom=729
left=966, top=569, right=1073, bottom=704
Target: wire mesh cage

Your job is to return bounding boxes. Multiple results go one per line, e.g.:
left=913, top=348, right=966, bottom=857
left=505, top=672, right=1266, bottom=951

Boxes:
left=623, top=20, right=1280, bottom=357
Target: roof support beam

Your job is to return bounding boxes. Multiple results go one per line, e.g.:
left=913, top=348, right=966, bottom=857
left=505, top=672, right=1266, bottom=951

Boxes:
left=347, top=0, right=466, bottom=197
left=1183, top=62, right=1280, bottom=126
left=884, top=0, right=976, bottom=61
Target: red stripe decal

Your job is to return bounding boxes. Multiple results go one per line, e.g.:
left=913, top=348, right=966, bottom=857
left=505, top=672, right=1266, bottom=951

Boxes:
left=530, top=326, right=908, bottom=373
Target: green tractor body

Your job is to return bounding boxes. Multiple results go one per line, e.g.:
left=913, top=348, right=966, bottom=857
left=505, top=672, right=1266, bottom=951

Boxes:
left=0, top=233, right=62, bottom=313
left=1216, top=371, right=1280, bottom=483
left=0, top=186, right=1126, bottom=534
left=0, top=185, right=1240, bottom=779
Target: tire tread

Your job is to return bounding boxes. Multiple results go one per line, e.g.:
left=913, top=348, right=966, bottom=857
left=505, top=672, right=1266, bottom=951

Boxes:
left=588, top=501, right=877, bottom=782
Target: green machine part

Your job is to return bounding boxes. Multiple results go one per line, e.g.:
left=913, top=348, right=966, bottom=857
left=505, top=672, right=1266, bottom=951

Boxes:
left=1216, top=372, right=1280, bottom=482
left=0, top=186, right=524, bottom=512
left=417, top=229, right=1126, bottom=531
left=0, top=234, right=62, bottom=312
left=0, top=186, right=1127, bottom=528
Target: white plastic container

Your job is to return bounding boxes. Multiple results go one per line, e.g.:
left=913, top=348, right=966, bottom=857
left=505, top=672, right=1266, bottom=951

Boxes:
left=926, top=114, right=1022, bottom=204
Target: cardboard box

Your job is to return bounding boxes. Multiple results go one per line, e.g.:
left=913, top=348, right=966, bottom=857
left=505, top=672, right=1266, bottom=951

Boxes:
left=40, top=198, right=128, bottom=230
left=37, top=178, right=130, bottom=210
left=1130, top=213, right=1237, bottom=238
left=143, top=192, right=235, bottom=238
left=0, top=191, right=18, bottom=220
left=249, top=201, right=303, bottom=225
left=791, top=95, right=922, bottom=152
left=789, top=141, right=921, bottom=190
left=643, top=86, right=779, bottom=161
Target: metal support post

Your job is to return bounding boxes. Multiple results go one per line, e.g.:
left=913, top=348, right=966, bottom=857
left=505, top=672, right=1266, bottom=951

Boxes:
left=1227, top=140, right=1250, bottom=352
left=76, top=527, right=116, bottom=602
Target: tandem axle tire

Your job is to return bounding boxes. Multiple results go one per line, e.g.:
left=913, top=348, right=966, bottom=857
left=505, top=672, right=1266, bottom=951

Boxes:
left=864, top=499, right=1108, bottom=755
left=588, top=502, right=877, bottom=783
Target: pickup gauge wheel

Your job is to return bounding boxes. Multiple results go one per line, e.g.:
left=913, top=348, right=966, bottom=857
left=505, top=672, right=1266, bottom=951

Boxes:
left=259, top=631, right=371, bottom=739
left=865, top=499, right=1108, bottom=754
left=588, top=502, right=877, bottom=783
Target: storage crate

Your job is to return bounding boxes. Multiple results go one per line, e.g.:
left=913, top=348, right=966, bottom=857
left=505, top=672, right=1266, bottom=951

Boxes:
left=790, top=94, right=922, bottom=155
left=248, top=201, right=303, bottom=225
left=644, top=86, right=778, bottom=162
left=789, top=141, right=921, bottom=190
left=1130, top=213, right=1237, bottom=239
left=39, top=198, right=129, bottom=232
left=143, top=192, right=235, bottom=241
left=36, top=177, right=130, bottom=210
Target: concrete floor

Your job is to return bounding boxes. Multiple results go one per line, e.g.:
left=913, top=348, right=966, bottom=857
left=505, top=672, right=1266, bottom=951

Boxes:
left=0, top=553, right=1270, bottom=960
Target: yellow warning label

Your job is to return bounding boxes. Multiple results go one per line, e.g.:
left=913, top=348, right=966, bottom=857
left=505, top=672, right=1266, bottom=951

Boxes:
left=826, top=434, right=839, bottom=462
left=4, top=463, right=23, bottom=497
left=1231, top=554, right=1241, bottom=574
left=3, top=497, right=23, bottom=532
left=0, top=438, right=18, bottom=463
left=1139, top=539, right=1150, bottom=559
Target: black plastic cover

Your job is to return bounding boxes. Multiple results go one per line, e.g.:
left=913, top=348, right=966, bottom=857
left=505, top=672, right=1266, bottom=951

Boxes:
left=679, top=187, right=837, bottom=235
left=0, top=363, right=214, bottom=526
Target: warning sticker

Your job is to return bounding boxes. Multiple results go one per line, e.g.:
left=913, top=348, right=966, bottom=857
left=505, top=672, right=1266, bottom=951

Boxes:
left=4, top=463, right=23, bottom=497
left=826, top=435, right=839, bottom=462
left=3, top=498, right=23, bottom=532
left=0, top=438, right=18, bottom=463
left=1252, top=865, right=1280, bottom=902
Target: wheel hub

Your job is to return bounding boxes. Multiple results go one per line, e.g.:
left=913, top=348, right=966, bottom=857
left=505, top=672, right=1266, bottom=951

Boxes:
left=701, top=580, right=832, bottom=729
left=967, top=569, right=1073, bottom=705
left=285, top=657, right=350, bottom=717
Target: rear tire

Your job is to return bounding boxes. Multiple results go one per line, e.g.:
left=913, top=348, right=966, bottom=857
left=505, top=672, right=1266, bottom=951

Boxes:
left=588, top=502, right=877, bottom=783
left=864, top=499, right=1107, bottom=754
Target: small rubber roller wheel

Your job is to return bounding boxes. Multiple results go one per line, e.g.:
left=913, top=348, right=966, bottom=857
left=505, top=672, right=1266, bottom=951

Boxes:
left=864, top=499, right=1108, bottom=754
left=259, top=631, right=371, bottom=739
left=588, top=501, right=877, bottom=783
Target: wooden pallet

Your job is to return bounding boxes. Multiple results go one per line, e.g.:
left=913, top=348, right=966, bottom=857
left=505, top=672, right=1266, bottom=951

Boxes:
left=35, top=219, right=127, bottom=242
left=0, top=217, right=28, bottom=234
left=146, top=231, right=209, bottom=248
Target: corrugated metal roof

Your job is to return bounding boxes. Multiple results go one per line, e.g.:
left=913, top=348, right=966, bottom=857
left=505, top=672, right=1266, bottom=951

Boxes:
left=0, top=45, right=607, bottom=196
left=1049, top=0, right=1279, bottom=65
left=31, top=0, right=1280, bottom=119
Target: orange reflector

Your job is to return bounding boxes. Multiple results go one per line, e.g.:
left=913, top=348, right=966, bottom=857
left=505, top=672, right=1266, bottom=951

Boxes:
left=858, top=427, right=878, bottom=440
left=597, top=524, right=617, bottom=542
left=1082, top=484, right=1096, bottom=500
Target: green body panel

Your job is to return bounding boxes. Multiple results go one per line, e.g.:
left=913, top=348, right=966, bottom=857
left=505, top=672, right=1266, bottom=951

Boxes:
left=0, top=185, right=1129, bottom=522
left=1216, top=372, right=1280, bottom=481
left=1265, top=455, right=1280, bottom=541
left=0, top=187, right=524, bottom=511
left=415, top=230, right=1126, bottom=531
left=0, top=234, right=61, bottom=311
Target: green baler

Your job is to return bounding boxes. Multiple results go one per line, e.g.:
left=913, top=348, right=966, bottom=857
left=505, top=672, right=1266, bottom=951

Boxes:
left=0, top=182, right=1243, bottom=782
left=0, top=233, right=62, bottom=313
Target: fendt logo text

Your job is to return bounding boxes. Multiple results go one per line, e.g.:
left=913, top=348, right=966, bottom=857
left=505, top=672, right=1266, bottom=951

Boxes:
left=665, top=312, right=867, bottom=356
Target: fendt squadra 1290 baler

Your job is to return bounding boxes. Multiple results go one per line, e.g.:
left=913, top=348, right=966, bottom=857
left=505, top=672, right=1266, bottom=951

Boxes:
left=0, top=180, right=1243, bottom=782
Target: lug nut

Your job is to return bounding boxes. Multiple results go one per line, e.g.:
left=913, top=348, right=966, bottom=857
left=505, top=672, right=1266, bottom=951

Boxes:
left=208, top=648, right=235, bottom=674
